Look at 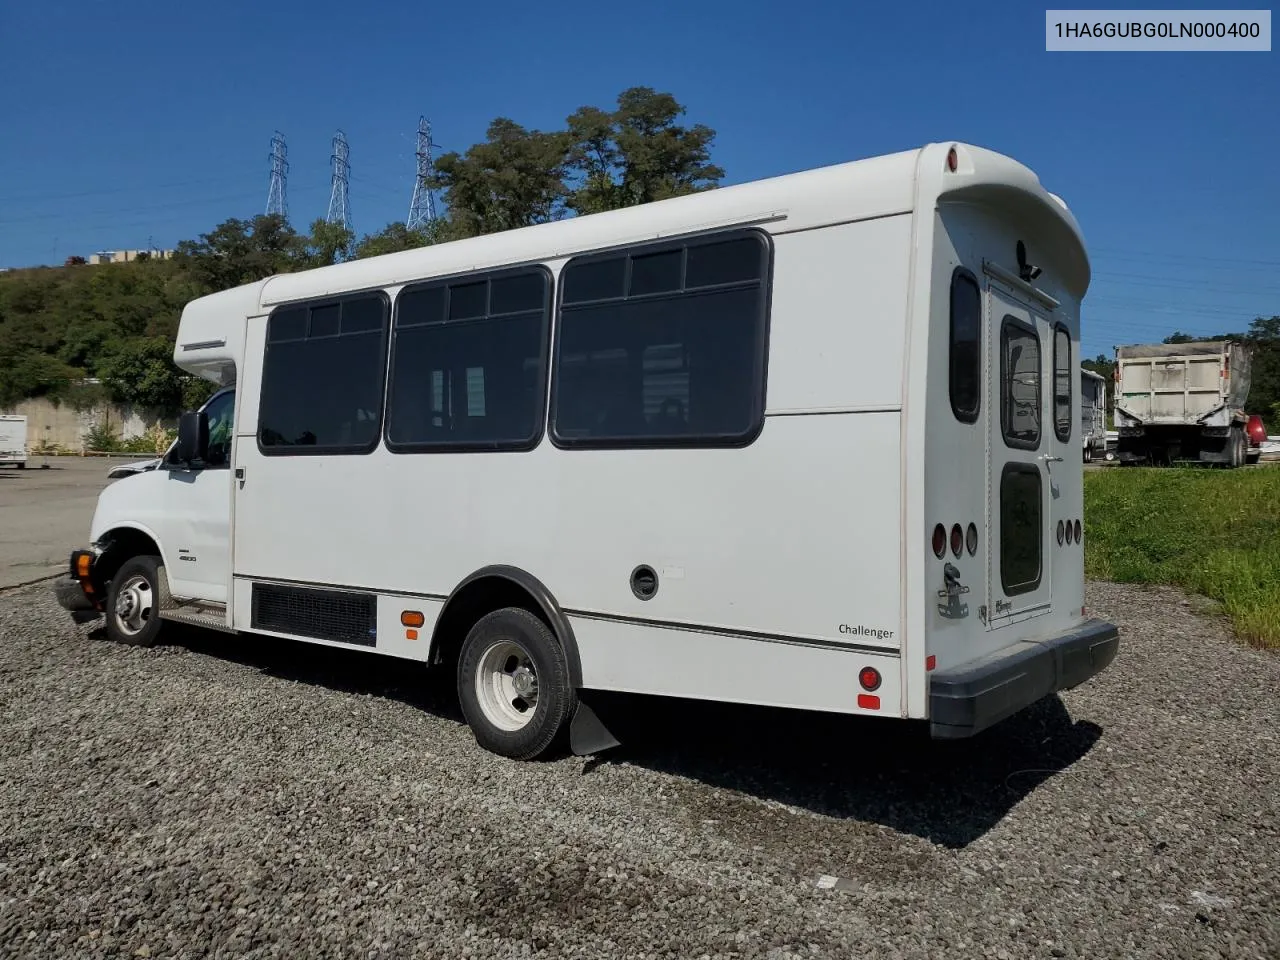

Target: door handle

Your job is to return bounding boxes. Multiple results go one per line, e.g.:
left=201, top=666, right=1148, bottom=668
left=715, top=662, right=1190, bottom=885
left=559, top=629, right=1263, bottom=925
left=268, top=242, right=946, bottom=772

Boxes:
left=1039, top=454, right=1064, bottom=464
left=234, top=467, right=245, bottom=479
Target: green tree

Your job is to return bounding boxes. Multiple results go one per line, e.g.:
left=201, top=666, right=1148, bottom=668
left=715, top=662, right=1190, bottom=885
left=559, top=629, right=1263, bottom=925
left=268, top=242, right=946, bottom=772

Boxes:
left=0, top=351, right=79, bottom=407
left=1244, top=315, right=1280, bottom=417
left=429, top=118, right=573, bottom=237
left=301, top=218, right=356, bottom=267
left=94, top=336, right=189, bottom=413
left=566, top=86, right=724, bottom=215
left=172, top=214, right=304, bottom=291
left=354, top=219, right=453, bottom=259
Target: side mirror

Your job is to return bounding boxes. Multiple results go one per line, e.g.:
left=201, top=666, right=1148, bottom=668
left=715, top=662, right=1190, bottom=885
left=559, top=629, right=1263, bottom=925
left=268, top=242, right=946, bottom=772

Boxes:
left=173, top=411, right=209, bottom=465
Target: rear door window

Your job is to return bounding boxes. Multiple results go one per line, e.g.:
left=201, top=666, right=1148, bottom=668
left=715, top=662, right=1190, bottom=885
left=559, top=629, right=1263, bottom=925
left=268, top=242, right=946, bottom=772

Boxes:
left=1001, top=317, right=1040, bottom=449
left=1000, top=463, right=1043, bottom=594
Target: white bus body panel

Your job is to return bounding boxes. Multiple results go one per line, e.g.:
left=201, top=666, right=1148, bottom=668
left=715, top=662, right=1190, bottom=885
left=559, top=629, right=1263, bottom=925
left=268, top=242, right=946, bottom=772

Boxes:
left=70, top=141, right=1114, bottom=732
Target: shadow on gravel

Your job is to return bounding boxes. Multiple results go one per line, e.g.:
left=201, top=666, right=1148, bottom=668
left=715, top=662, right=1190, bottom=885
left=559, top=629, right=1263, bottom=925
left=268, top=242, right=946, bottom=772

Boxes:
left=90, top=622, right=1101, bottom=848
left=582, top=690, right=1103, bottom=849
left=89, top=621, right=467, bottom=724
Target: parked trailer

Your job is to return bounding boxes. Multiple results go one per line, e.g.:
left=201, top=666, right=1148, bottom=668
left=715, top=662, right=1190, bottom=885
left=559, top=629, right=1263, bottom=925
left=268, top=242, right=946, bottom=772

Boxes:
left=53, top=142, right=1120, bottom=760
left=1080, top=368, right=1107, bottom=461
left=1113, top=340, right=1253, bottom=467
left=0, top=415, right=28, bottom=468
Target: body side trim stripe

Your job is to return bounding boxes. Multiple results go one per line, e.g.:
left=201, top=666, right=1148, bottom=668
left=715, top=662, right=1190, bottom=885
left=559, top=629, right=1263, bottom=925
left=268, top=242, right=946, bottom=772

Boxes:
left=562, top=607, right=902, bottom=657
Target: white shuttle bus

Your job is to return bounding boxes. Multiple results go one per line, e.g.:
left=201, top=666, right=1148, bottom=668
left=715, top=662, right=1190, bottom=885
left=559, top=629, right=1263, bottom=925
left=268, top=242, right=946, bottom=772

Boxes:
left=56, top=142, right=1120, bottom=760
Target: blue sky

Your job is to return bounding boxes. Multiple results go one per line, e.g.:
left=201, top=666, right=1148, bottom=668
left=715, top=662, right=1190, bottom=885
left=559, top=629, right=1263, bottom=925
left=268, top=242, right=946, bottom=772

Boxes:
left=1, top=0, right=1276, bottom=359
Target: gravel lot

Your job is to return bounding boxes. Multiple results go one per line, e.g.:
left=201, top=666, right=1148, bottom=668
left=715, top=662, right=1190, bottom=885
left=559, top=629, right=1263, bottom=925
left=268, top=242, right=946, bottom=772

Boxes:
left=1, top=579, right=1276, bottom=959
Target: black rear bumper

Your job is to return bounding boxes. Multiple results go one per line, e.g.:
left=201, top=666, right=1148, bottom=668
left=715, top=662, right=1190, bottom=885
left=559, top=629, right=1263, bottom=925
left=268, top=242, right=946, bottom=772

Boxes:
left=929, top=618, right=1120, bottom=738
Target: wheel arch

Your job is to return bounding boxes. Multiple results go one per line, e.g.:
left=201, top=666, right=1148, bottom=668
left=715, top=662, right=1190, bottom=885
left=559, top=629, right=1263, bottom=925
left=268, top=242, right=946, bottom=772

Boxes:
left=429, top=565, right=583, bottom=688
left=92, top=524, right=167, bottom=591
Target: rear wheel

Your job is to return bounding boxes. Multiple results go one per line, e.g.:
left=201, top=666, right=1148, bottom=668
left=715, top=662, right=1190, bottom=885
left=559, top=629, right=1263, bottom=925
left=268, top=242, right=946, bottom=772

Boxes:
left=457, top=607, right=576, bottom=760
left=105, top=555, right=167, bottom=647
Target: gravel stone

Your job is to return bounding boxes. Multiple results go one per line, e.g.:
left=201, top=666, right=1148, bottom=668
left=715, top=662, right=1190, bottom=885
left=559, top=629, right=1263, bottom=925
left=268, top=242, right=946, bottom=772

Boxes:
left=0, top=580, right=1276, bottom=959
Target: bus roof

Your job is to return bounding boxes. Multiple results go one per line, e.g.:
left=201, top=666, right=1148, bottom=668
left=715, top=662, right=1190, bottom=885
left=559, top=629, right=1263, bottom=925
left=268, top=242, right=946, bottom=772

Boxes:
left=255, top=141, right=1088, bottom=310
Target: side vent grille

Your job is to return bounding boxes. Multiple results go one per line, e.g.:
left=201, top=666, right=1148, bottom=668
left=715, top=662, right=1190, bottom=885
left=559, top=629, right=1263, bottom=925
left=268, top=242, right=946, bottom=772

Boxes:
left=251, top=583, right=377, bottom=647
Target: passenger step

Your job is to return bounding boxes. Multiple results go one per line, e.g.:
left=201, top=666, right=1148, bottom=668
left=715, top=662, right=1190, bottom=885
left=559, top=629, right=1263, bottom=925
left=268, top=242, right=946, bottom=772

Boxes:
left=159, top=600, right=235, bottom=633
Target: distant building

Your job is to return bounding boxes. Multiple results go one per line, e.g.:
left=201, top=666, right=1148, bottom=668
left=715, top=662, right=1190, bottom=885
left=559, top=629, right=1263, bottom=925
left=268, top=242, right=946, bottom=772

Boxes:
left=87, top=248, right=174, bottom=265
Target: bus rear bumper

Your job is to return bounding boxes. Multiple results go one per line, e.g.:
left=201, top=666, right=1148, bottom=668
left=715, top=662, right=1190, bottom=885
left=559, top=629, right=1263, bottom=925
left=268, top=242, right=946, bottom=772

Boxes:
left=927, top=618, right=1120, bottom=739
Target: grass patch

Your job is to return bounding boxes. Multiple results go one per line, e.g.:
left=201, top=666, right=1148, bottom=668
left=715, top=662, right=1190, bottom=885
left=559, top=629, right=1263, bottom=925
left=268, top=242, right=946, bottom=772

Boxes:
left=1084, top=466, right=1280, bottom=649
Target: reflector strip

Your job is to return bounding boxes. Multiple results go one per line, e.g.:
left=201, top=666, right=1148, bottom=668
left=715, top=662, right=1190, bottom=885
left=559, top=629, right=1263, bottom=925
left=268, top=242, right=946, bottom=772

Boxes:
left=857, top=694, right=880, bottom=710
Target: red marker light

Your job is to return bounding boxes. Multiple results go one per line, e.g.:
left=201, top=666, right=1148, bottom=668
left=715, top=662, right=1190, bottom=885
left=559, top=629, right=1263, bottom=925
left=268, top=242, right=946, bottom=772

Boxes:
left=857, top=694, right=881, bottom=710
left=926, top=655, right=937, bottom=671
left=1074, top=519, right=1082, bottom=543
left=859, top=666, right=882, bottom=692
left=946, top=147, right=958, bottom=172
left=950, top=523, right=963, bottom=557
left=932, top=523, right=946, bottom=558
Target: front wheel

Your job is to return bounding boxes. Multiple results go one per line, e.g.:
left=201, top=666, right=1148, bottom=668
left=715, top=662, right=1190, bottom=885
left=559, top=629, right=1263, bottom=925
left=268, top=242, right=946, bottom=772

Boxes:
left=457, top=607, right=576, bottom=760
left=105, top=555, right=167, bottom=647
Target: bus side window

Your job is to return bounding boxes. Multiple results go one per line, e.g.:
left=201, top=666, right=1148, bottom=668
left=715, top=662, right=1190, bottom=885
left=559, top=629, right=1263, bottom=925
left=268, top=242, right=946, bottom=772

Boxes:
left=385, top=267, right=551, bottom=453
left=949, top=267, right=981, bottom=423
left=258, top=295, right=389, bottom=455
left=551, top=230, right=771, bottom=448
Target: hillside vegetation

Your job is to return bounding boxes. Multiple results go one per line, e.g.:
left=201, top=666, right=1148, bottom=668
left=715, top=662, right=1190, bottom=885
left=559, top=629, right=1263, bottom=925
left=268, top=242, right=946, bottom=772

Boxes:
left=0, top=87, right=722, bottom=414
left=1085, top=466, right=1280, bottom=649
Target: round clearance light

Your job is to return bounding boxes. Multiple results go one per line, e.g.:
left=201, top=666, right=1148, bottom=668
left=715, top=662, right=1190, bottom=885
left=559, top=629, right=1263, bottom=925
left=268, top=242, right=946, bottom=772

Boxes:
left=965, top=522, right=978, bottom=556
left=950, top=523, right=963, bottom=557
left=947, top=147, right=958, bottom=172
left=1074, top=519, right=1082, bottom=544
left=1056, top=519, right=1065, bottom=546
left=859, top=666, right=882, bottom=692
left=932, top=523, right=946, bottom=558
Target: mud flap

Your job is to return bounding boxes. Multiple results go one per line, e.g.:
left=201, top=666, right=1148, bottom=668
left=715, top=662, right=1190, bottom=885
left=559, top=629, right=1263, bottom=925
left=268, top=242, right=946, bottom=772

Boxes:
left=569, top=696, right=621, bottom=756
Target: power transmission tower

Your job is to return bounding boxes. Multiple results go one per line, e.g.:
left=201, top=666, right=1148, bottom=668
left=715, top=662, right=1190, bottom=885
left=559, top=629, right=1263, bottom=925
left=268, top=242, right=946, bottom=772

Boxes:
left=266, top=131, right=289, bottom=222
left=407, top=116, right=438, bottom=230
left=326, top=130, right=353, bottom=257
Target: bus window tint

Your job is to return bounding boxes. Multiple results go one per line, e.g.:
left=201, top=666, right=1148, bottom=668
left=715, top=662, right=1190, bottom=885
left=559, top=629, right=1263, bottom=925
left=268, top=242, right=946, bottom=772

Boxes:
left=552, top=231, right=770, bottom=447
left=385, top=269, right=549, bottom=452
left=258, top=295, right=388, bottom=453
left=1053, top=324, right=1072, bottom=442
left=1001, top=317, right=1041, bottom=449
left=949, top=269, right=981, bottom=422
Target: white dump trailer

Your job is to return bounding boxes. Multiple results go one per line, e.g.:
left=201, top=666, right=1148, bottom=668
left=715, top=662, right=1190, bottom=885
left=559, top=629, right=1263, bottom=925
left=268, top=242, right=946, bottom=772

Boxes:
left=1080, top=368, right=1107, bottom=461
left=1113, top=340, right=1253, bottom=466
left=53, top=141, right=1120, bottom=761
left=0, top=415, right=28, bottom=468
